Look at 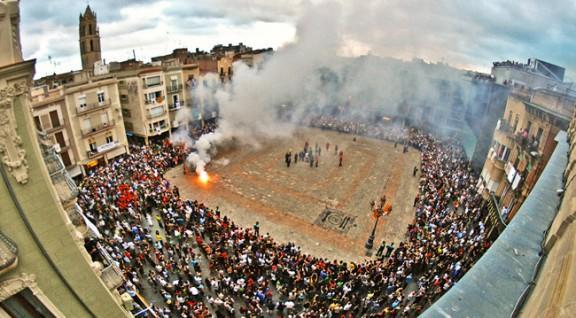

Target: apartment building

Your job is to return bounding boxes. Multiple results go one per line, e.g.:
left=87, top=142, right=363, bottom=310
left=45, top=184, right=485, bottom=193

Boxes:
left=479, top=87, right=574, bottom=220
left=116, top=61, right=200, bottom=144
left=31, top=74, right=129, bottom=176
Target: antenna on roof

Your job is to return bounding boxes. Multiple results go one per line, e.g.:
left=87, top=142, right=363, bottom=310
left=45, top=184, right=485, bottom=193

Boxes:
left=133, top=49, right=136, bottom=60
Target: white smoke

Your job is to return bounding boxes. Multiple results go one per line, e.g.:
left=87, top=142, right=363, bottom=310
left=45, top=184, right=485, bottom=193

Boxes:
left=176, top=1, right=494, bottom=178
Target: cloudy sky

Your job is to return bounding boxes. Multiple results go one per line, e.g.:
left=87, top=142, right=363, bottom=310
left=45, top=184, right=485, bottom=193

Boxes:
left=20, top=0, right=576, bottom=80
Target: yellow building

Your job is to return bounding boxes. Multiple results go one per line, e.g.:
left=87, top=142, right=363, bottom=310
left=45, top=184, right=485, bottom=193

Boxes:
left=116, top=61, right=200, bottom=144
left=0, top=1, right=129, bottom=316
left=31, top=73, right=129, bottom=176
left=479, top=87, right=574, bottom=219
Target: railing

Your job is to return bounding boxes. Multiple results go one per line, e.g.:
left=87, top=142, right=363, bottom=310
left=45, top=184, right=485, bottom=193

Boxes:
left=147, top=108, right=166, bottom=119
left=144, top=96, right=164, bottom=105
left=143, top=81, right=163, bottom=88
left=86, top=141, right=119, bottom=158
left=515, top=133, right=540, bottom=154
left=166, top=84, right=182, bottom=93
left=149, top=123, right=169, bottom=134
left=0, top=232, right=18, bottom=275
left=76, top=98, right=111, bottom=115
left=97, top=244, right=125, bottom=290
left=168, top=102, right=181, bottom=111
left=45, top=123, right=64, bottom=133
left=81, top=120, right=115, bottom=137
left=52, top=172, right=79, bottom=204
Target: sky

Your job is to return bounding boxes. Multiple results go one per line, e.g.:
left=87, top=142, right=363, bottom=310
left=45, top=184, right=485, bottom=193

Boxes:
left=20, top=0, right=576, bottom=80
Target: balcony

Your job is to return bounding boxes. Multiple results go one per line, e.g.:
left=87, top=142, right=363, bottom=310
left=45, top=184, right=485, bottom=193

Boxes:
left=45, top=123, right=65, bottom=134
left=515, top=133, right=540, bottom=156
left=149, top=123, right=169, bottom=135
left=144, top=95, right=165, bottom=105
left=147, top=108, right=166, bottom=119
left=492, top=157, right=506, bottom=170
left=81, top=120, right=115, bottom=138
left=168, top=102, right=182, bottom=112
left=0, top=232, right=18, bottom=276
left=86, top=140, right=119, bottom=159
left=166, top=83, right=182, bottom=93
left=76, top=99, right=111, bottom=115
left=143, top=81, right=163, bottom=89
left=96, top=244, right=125, bottom=290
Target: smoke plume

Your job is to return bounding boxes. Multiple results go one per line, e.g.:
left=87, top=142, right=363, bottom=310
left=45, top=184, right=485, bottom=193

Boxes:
left=175, top=1, right=492, bottom=178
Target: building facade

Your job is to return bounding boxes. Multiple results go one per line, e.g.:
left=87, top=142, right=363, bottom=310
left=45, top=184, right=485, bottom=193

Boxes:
left=0, top=1, right=129, bottom=316
left=479, top=87, right=574, bottom=220
left=116, top=61, right=200, bottom=144
left=31, top=74, right=129, bottom=176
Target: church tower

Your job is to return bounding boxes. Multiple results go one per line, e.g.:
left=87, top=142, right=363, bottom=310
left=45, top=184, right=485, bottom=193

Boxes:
left=79, top=5, right=101, bottom=71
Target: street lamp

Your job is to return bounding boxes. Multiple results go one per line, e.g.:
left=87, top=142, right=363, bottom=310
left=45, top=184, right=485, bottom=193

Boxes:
left=365, top=195, right=392, bottom=251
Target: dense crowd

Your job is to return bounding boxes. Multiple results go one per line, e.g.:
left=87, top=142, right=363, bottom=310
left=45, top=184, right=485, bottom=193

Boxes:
left=78, top=118, right=493, bottom=317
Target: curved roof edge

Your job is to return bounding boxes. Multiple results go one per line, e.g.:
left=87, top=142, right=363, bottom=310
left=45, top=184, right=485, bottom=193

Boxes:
left=422, top=131, right=568, bottom=318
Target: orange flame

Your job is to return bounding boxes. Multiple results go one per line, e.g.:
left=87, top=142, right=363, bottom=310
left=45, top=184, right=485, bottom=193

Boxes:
left=198, top=171, right=210, bottom=184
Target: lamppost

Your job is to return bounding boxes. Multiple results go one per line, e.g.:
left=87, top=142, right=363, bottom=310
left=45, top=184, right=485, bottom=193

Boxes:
left=365, top=195, right=392, bottom=251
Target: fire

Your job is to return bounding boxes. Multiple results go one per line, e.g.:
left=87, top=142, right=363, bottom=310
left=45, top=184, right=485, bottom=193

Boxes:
left=198, top=171, right=210, bottom=184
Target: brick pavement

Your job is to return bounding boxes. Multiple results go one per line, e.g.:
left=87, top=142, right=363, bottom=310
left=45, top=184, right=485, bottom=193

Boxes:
left=165, top=128, right=420, bottom=262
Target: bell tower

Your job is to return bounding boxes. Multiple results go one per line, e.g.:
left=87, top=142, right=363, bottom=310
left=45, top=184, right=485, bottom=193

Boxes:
left=79, top=5, right=101, bottom=71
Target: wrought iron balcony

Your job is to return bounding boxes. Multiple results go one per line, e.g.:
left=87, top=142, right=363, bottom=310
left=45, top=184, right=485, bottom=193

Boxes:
left=166, top=83, right=182, bottom=93
left=81, top=120, right=115, bottom=138
left=76, top=99, right=111, bottom=115
left=86, top=141, right=119, bottom=159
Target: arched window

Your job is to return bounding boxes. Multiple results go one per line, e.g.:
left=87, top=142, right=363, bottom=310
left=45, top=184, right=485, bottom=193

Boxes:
left=88, top=24, right=92, bottom=35
left=90, top=40, right=93, bottom=52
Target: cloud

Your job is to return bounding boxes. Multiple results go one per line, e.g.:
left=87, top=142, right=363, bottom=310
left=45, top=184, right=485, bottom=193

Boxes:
left=19, top=0, right=576, bottom=79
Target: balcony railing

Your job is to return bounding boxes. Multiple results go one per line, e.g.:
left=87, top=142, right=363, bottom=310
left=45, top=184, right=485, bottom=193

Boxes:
left=144, top=96, right=165, bottom=105
left=168, top=102, right=182, bottom=111
left=166, top=84, right=182, bottom=93
left=86, top=141, right=119, bottom=158
left=96, top=244, right=125, bottom=290
left=149, top=123, right=169, bottom=134
left=143, top=81, right=163, bottom=88
left=81, top=120, right=115, bottom=137
left=515, top=133, right=540, bottom=155
left=147, top=108, right=166, bottom=119
left=77, top=99, right=111, bottom=115
left=0, top=232, right=18, bottom=276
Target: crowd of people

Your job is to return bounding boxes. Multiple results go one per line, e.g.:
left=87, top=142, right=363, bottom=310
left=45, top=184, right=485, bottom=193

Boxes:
left=77, top=117, right=493, bottom=317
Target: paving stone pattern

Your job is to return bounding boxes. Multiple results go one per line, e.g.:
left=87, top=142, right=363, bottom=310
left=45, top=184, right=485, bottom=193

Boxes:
left=166, top=128, right=420, bottom=262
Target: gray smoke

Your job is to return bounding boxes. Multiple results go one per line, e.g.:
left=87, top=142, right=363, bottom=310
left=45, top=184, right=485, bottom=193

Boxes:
left=176, top=1, right=488, bottom=177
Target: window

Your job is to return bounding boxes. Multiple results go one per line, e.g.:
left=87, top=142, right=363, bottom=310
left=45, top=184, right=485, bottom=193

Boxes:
left=49, top=110, right=60, bottom=128
left=60, top=151, right=72, bottom=167
left=40, top=114, right=51, bottom=130
left=122, top=108, right=131, bottom=118
left=89, top=142, right=97, bottom=152
left=88, top=24, right=92, bottom=35
left=172, top=94, right=179, bottom=106
left=0, top=288, right=56, bottom=318
left=97, top=92, right=105, bottom=104
left=33, top=116, right=42, bottom=130
left=55, top=132, right=66, bottom=148
left=106, top=135, right=113, bottom=144
left=535, top=127, right=544, bottom=143
left=90, top=40, right=93, bottom=52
